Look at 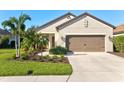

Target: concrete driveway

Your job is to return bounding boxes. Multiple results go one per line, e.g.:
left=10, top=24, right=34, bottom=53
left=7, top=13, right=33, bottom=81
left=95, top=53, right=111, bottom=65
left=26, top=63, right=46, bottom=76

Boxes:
left=67, top=53, right=124, bottom=82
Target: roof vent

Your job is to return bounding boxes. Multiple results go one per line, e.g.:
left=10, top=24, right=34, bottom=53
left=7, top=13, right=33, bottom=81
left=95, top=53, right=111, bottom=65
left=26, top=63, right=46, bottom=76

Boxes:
left=84, top=19, right=88, bottom=28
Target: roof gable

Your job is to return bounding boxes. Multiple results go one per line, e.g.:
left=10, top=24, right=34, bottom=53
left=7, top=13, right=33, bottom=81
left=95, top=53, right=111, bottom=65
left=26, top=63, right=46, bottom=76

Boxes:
left=37, top=12, right=76, bottom=31
left=0, top=28, right=11, bottom=35
left=56, top=12, right=116, bottom=30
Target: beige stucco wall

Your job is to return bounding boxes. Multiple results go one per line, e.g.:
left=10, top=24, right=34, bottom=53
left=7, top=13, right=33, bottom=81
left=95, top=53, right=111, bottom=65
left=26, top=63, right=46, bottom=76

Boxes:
left=37, top=15, right=75, bottom=47
left=58, top=16, right=113, bottom=52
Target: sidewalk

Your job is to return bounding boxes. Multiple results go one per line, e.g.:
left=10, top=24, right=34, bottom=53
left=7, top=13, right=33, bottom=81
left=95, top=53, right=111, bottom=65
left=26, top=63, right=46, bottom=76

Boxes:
left=0, top=76, right=69, bottom=82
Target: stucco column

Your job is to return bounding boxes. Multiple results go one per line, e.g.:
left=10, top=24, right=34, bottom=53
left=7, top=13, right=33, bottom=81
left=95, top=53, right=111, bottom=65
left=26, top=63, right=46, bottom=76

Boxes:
left=48, top=34, right=55, bottom=49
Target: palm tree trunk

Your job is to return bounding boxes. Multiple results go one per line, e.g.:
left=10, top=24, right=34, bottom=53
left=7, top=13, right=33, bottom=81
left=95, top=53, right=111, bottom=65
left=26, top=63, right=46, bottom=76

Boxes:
left=18, top=34, right=20, bottom=58
left=15, top=35, right=18, bottom=57
left=18, top=24, right=21, bottom=58
left=15, top=35, right=20, bottom=58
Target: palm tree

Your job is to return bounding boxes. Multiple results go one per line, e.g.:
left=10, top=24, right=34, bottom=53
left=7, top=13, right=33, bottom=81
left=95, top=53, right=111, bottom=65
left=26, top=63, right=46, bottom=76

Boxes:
left=36, top=34, right=48, bottom=51
left=2, top=19, right=18, bottom=57
left=21, top=26, right=36, bottom=51
left=21, top=26, right=48, bottom=54
left=2, top=13, right=31, bottom=58
left=17, top=13, right=31, bottom=57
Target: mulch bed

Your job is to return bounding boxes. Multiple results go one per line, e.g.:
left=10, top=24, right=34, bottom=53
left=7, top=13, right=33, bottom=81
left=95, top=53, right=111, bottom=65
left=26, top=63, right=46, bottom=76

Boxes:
left=109, top=52, right=124, bottom=58
left=15, top=56, right=70, bottom=64
left=32, top=57, right=70, bottom=64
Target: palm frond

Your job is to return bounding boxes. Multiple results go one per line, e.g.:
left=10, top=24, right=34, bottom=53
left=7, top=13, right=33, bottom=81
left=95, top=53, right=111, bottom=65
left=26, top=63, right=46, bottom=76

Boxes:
left=10, top=17, right=18, bottom=24
left=19, top=13, right=31, bottom=24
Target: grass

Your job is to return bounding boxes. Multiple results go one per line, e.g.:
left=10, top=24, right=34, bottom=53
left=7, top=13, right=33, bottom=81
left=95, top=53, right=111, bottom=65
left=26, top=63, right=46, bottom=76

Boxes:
left=0, top=49, right=72, bottom=76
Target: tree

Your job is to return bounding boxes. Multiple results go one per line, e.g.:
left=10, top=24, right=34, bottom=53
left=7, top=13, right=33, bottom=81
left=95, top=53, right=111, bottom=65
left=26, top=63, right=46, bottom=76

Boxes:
left=21, top=26, right=48, bottom=54
left=0, top=35, right=9, bottom=48
left=2, top=19, right=18, bottom=56
left=2, top=13, right=31, bottom=57
left=37, top=34, right=49, bottom=51
left=21, top=26, right=36, bottom=51
left=17, top=13, right=31, bottom=57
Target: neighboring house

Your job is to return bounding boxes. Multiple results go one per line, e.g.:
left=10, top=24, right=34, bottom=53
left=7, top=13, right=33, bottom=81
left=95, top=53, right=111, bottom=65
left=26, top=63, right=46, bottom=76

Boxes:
left=37, top=12, right=115, bottom=52
left=0, top=28, right=15, bottom=46
left=114, top=24, right=124, bottom=36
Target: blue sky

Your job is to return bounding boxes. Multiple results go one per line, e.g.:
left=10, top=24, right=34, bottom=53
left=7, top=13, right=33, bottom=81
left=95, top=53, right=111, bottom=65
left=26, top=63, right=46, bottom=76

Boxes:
left=0, top=10, right=124, bottom=29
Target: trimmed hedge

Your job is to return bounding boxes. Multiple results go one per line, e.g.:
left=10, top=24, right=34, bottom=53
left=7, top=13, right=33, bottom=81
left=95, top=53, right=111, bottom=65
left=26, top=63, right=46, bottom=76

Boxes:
left=49, top=46, right=68, bottom=55
left=113, top=35, right=124, bottom=52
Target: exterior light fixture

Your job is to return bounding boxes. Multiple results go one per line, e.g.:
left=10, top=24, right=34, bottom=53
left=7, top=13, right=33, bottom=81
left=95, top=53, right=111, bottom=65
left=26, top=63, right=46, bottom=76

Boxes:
left=109, top=36, right=113, bottom=41
left=61, top=37, right=65, bottom=41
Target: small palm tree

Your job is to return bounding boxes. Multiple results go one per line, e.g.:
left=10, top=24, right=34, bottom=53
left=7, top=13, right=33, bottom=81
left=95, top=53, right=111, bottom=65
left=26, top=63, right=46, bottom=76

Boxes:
left=17, top=14, right=31, bottom=57
left=21, top=26, right=48, bottom=54
left=21, top=26, right=36, bottom=51
left=37, top=34, right=48, bottom=51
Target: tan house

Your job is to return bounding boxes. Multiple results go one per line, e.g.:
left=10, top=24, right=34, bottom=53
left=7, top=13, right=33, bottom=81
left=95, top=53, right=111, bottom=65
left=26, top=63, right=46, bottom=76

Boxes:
left=37, top=12, right=115, bottom=52
left=0, top=28, right=15, bottom=46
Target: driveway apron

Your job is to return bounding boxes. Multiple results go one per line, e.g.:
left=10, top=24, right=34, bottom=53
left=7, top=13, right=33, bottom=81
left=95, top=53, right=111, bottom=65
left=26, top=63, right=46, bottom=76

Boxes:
left=67, top=53, right=124, bottom=82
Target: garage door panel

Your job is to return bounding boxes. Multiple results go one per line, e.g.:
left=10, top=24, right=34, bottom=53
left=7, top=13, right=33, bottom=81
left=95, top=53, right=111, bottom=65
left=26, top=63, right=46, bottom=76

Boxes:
left=66, top=35, right=105, bottom=52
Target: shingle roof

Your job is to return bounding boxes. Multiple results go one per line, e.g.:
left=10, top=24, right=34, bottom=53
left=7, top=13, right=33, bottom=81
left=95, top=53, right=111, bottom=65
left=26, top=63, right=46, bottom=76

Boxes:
left=0, top=28, right=11, bottom=35
left=56, top=12, right=116, bottom=30
left=113, top=24, right=124, bottom=34
left=37, top=12, right=76, bottom=31
left=113, top=24, right=124, bottom=35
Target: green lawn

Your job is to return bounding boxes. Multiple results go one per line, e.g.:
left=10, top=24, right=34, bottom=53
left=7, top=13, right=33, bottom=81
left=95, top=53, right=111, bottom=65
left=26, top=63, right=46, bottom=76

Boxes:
left=0, top=49, right=72, bottom=76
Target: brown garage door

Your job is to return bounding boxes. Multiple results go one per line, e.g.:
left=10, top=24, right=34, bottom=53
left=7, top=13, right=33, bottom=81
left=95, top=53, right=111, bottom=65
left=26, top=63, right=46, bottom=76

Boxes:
left=66, top=35, right=105, bottom=52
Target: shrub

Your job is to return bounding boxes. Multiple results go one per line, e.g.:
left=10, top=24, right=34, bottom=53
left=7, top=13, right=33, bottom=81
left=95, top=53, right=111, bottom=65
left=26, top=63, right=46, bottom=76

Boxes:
left=49, top=46, right=67, bottom=55
left=60, top=54, right=64, bottom=59
left=31, top=55, right=41, bottom=60
left=0, top=36, right=10, bottom=48
left=20, top=53, right=29, bottom=60
left=113, top=36, right=124, bottom=52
